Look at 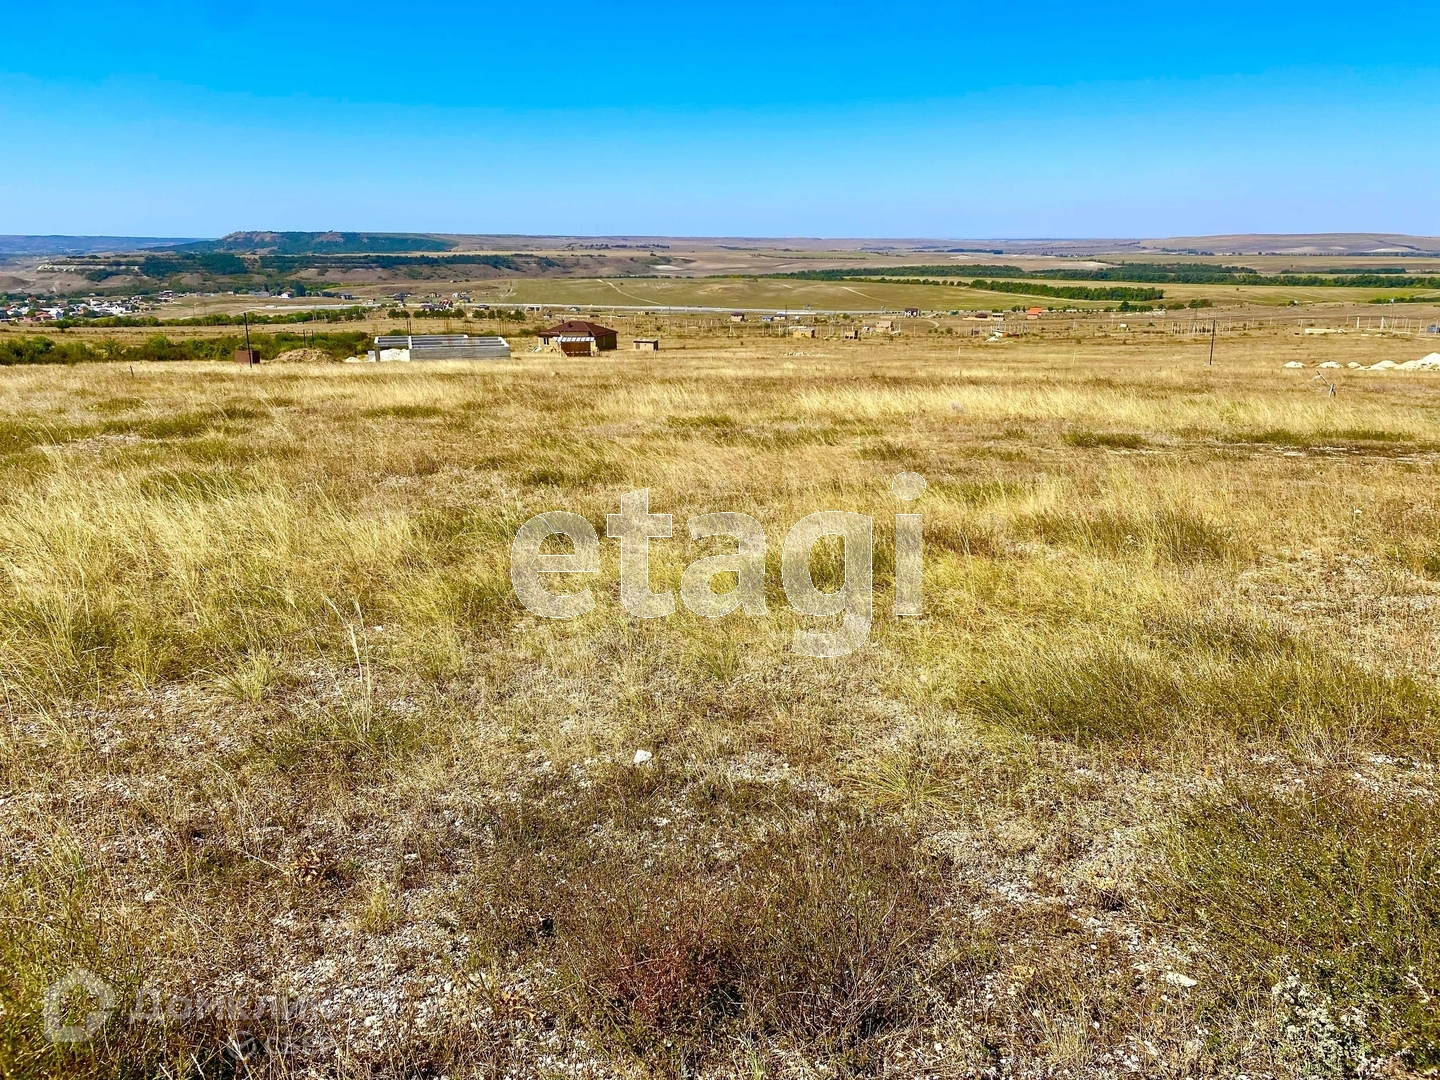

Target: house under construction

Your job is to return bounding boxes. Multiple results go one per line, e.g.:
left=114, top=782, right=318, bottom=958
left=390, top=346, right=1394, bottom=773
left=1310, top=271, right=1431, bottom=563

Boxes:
left=371, top=334, right=511, bottom=361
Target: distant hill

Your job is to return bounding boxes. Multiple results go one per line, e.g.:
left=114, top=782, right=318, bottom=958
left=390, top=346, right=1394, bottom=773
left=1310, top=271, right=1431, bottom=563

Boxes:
left=0, top=235, right=201, bottom=256
left=172, top=232, right=456, bottom=255
left=8, top=231, right=1440, bottom=260
left=1140, top=233, right=1440, bottom=257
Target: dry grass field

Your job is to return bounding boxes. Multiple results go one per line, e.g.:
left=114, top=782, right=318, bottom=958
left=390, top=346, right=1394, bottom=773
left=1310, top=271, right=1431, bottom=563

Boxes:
left=4, top=319, right=1440, bottom=1078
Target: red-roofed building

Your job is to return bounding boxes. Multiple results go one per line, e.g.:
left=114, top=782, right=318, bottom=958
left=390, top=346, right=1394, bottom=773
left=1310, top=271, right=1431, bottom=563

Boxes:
left=538, top=320, right=618, bottom=355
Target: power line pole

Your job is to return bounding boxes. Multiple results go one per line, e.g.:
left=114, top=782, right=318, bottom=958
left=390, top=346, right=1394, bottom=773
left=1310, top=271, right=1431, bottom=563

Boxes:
left=1208, top=320, right=1216, bottom=365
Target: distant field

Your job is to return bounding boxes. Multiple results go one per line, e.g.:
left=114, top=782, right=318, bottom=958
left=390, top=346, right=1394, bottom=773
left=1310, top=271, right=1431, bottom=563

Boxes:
left=441, top=275, right=1440, bottom=312
left=455, top=275, right=1032, bottom=311
left=4, top=323, right=1440, bottom=1076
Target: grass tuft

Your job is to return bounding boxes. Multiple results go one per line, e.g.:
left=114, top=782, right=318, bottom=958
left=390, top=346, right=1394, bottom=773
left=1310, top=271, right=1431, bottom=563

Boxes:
left=215, top=651, right=277, bottom=704
left=1152, top=780, right=1440, bottom=1070
left=1018, top=505, right=1230, bottom=563
left=1063, top=430, right=1148, bottom=449
left=968, top=632, right=1436, bottom=751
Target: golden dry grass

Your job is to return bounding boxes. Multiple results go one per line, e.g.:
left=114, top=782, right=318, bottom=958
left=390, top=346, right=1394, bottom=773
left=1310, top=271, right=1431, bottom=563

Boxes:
left=2, top=322, right=1440, bottom=1077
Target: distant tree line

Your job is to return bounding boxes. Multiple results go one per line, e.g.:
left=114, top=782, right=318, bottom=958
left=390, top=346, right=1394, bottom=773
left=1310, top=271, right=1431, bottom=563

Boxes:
left=82, top=253, right=539, bottom=281
left=764, top=265, right=1025, bottom=281
left=1284, top=266, right=1410, bottom=275
left=966, top=280, right=1166, bottom=302
left=255, top=254, right=536, bottom=273
left=54, top=307, right=371, bottom=329
left=139, top=253, right=250, bottom=278
left=1247, top=274, right=1440, bottom=288
left=798, top=274, right=1168, bottom=302
left=763, top=262, right=1440, bottom=288
left=1026, top=263, right=1255, bottom=283
left=762, top=262, right=1244, bottom=283
left=86, top=252, right=249, bottom=281
left=67, top=251, right=566, bottom=298
left=387, top=306, right=529, bottom=321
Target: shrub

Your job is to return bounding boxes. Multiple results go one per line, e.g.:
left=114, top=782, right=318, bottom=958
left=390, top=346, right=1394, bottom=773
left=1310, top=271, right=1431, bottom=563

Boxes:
left=465, top=764, right=952, bottom=1067
left=0, top=331, right=369, bottom=366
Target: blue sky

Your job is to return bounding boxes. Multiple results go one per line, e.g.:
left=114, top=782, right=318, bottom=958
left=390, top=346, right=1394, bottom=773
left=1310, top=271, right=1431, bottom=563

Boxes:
left=3, top=0, right=1438, bottom=238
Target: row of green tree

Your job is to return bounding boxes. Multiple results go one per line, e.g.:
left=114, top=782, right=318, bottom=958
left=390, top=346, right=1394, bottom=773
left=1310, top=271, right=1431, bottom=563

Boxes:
left=968, top=279, right=1165, bottom=301
left=386, top=306, right=530, bottom=320
left=1282, top=266, right=1409, bottom=274
left=53, top=307, right=371, bottom=329
left=1028, top=262, right=1254, bottom=283
left=0, top=331, right=370, bottom=366
left=859, top=276, right=1167, bottom=302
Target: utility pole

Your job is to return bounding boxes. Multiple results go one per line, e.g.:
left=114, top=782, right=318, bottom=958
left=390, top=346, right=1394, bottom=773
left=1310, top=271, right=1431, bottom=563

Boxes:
left=1208, top=320, right=1216, bottom=365
left=243, top=311, right=253, bottom=366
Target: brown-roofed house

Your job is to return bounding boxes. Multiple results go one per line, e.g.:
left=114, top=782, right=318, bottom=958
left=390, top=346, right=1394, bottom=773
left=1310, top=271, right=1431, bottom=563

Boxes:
left=538, top=320, right=619, bottom=355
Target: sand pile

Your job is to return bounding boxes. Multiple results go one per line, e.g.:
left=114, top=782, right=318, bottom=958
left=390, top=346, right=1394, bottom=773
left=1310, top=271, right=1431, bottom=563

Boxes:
left=270, top=348, right=334, bottom=364
left=1302, top=354, right=1440, bottom=372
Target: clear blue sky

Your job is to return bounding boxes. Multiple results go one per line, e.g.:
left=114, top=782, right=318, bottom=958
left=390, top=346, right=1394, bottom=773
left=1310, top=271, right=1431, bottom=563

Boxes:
left=4, top=0, right=1438, bottom=238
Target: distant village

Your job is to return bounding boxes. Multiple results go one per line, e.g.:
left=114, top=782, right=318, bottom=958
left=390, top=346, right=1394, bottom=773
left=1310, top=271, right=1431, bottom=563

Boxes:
left=1, top=297, right=141, bottom=322
left=0, top=286, right=362, bottom=324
